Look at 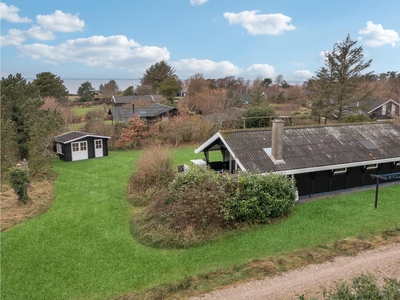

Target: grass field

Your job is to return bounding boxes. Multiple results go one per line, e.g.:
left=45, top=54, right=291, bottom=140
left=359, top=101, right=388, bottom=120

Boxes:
left=1, top=149, right=399, bottom=299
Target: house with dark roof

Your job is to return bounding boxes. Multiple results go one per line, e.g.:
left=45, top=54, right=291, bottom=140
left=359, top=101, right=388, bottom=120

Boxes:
left=108, top=103, right=178, bottom=123
left=194, top=121, right=400, bottom=197
left=367, top=99, right=399, bottom=119
left=54, top=132, right=110, bottom=162
left=111, top=95, right=164, bottom=106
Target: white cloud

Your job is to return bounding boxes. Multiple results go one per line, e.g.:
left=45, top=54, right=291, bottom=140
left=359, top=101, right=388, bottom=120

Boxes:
left=358, top=21, right=400, bottom=47
left=293, top=70, right=313, bottom=80
left=1, top=26, right=56, bottom=47
left=223, top=10, right=295, bottom=35
left=190, top=0, right=208, bottom=6
left=1, top=29, right=26, bottom=46
left=0, top=3, right=31, bottom=23
left=36, top=10, right=85, bottom=32
left=247, top=64, right=275, bottom=78
left=1, top=10, right=85, bottom=47
left=172, top=59, right=241, bottom=78
left=17, top=35, right=169, bottom=77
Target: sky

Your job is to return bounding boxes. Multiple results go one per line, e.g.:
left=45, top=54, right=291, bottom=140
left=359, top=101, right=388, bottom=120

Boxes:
left=1, top=0, right=400, bottom=85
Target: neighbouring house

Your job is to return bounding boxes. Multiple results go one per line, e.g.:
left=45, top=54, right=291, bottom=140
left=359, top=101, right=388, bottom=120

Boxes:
left=54, top=132, right=110, bottom=162
left=333, top=98, right=400, bottom=120
left=367, top=99, right=399, bottom=119
left=108, top=103, right=178, bottom=123
left=111, top=95, right=164, bottom=107
left=194, top=120, right=400, bottom=198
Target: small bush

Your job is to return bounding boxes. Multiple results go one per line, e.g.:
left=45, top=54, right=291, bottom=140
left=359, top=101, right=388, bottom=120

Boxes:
left=128, top=145, right=175, bottom=206
left=342, top=114, right=374, bottom=123
left=223, top=172, right=296, bottom=223
left=325, top=274, right=400, bottom=300
left=9, top=167, right=30, bottom=204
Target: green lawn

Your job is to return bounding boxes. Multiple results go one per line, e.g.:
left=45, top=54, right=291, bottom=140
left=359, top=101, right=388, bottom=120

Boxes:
left=1, top=149, right=399, bottom=299
left=71, top=106, right=104, bottom=116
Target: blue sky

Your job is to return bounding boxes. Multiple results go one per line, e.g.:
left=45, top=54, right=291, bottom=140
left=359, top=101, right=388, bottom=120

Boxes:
left=1, top=0, right=400, bottom=84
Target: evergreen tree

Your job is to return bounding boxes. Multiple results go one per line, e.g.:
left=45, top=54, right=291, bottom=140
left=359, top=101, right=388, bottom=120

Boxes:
left=158, top=76, right=181, bottom=102
left=32, top=72, right=69, bottom=102
left=77, top=81, right=95, bottom=102
left=306, top=35, right=374, bottom=121
left=1, top=74, right=65, bottom=174
left=140, top=60, right=176, bottom=92
left=1, top=74, right=43, bottom=159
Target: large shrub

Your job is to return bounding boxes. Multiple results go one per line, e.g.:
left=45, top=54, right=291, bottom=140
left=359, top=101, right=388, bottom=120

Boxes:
left=132, top=166, right=230, bottom=248
left=165, top=165, right=229, bottom=230
left=223, top=172, right=296, bottom=223
left=132, top=166, right=297, bottom=248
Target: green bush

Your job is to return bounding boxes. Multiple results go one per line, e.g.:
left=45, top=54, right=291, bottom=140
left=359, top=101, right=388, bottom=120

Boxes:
left=9, top=167, right=30, bottom=204
left=241, top=105, right=276, bottom=128
left=223, top=172, right=296, bottom=223
left=132, top=166, right=297, bottom=248
left=165, top=165, right=229, bottom=229
left=343, top=114, right=374, bottom=123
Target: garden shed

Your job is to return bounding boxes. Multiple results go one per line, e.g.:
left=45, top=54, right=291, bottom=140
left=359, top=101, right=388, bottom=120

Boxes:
left=54, top=132, right=110, bottom=162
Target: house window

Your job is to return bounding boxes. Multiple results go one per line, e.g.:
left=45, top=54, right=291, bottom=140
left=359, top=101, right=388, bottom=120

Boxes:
left=334, top=167, right=347, bottom=175
left=382, top=104, right=387, bottom=115
left=80, top=142, right=87, bottom=151
left=95, top=140, right=102, bottom=149
left=366, top=163, right=378, bottom=170
left=56, top=143, right=63, bottom=154
left=72, top=142, right=79, bottom=152
left=391, top=104, right=396, bottom=116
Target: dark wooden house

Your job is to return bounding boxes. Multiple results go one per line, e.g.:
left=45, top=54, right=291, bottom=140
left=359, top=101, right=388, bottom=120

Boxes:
left=54, top=132, right=110, bottom=162
left=367, top=99, right=399, bottom=119
left=108, top=103, right=178, bottom=123
left=194, top=121, right=400, bottom=198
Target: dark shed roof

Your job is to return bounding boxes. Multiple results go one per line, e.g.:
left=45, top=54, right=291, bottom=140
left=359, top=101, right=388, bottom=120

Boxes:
left=109, top=103, right=177, bottom=122
left=367, top=98, right=399, bottom=113
left=54, top=132, right=110, bottom=144
left=195, top=122, right=400, bottom=174
left=112, top=95, right=164, bottom=104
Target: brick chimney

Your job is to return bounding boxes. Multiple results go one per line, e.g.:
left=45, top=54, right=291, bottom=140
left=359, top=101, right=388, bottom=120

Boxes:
left=271, top=119, right=285, bottom=161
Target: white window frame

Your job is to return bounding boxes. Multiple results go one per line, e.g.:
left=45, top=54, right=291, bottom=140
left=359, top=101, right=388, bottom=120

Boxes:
left=56, top=143, right=63, bottom=154
left=95, top=140, right=102, bottom=149
left=72, top=142, right=79, bottom=152
left=366, top=163, right=378, bottom=170
left=382, top=104, right=387, bottom=115
left=391, top=104, right=396, bottom=116
left=80, top=142, right=87, bottom=151
left=333, top=167, right=347, bottom=175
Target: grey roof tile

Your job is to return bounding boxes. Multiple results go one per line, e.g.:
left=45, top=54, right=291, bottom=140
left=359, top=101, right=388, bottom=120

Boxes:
left=216, top=122, right=400, bottom=173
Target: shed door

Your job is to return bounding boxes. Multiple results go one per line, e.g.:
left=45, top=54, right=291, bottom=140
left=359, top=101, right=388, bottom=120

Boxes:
left=94, top=139, right=103, bottom=157
left=71, top=141, right=88, bottom=161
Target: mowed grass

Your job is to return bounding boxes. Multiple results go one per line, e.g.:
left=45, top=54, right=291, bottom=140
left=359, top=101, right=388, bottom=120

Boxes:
left=1, top=149, right=400, bottom=299
left=71, top=106, right=103, bottom=116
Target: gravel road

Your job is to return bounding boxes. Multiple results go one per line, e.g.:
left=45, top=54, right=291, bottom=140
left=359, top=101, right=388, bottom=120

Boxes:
left=190, top=243, right=400, bottom=300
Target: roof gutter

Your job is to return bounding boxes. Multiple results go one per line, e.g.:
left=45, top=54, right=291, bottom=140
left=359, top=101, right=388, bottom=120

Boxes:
left=267, top=157, right=400, bottom=176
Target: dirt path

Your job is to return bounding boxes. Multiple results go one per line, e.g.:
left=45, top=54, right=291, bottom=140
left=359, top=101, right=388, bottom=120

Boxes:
left=190, top=243, right=400, bottom=300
